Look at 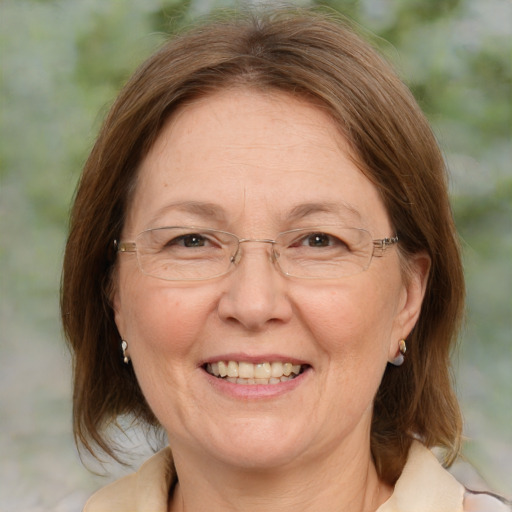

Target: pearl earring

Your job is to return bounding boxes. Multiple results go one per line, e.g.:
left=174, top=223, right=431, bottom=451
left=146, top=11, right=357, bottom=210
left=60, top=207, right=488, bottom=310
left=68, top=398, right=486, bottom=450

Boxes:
left=390, top=339, right=406, bottom=366
left=121, top=340, right=130, bottom=364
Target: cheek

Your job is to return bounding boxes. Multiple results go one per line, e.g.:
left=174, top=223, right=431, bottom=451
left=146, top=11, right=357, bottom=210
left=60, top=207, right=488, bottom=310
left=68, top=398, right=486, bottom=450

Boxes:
left=116, top=282, right=218, bottom=423
left=117, top=277, right=213, bottom=362
left=297, top=277, right=401, bottom=361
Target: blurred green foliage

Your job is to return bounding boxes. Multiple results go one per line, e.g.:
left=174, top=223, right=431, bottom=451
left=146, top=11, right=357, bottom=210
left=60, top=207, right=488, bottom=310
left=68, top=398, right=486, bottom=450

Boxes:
left=1, top=0, right=510, bottom=497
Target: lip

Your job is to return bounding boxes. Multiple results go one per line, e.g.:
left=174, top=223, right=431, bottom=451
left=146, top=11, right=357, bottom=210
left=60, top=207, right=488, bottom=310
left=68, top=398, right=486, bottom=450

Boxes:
left=198, top=353, right=311, bottom=400
left=199, top=353, right=310, bottom=367
left=202, top=365, right=311, bottom=399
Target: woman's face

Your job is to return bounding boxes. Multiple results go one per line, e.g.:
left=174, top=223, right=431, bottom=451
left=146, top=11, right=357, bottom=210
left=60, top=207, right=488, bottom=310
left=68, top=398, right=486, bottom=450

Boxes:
left=114, top=88, right=427, bottom=471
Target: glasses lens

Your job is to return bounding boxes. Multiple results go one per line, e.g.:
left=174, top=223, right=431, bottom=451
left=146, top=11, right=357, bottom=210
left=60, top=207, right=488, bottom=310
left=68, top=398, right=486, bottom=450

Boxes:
left=275, top=227, right=373, bottom=278
left=135, top=227, right=237, bottom=280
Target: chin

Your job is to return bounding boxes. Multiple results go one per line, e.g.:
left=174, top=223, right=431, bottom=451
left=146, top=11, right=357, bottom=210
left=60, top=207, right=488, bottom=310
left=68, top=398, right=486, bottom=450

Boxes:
left=184, top=418, right=313, bottom=471
left=213, top=440, right=307, bottom=471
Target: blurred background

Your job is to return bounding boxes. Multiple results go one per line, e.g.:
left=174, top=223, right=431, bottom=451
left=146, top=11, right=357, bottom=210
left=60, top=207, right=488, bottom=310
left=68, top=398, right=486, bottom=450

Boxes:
left=0, top=0, right=510, bottom=510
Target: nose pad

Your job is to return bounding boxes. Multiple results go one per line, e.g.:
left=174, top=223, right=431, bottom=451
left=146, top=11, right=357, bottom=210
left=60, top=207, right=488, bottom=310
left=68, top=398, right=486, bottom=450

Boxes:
left=218, top=241, right=292, bottom=330
left=231, top=240, right=278, bottom=269
left=270, top=247, right=280, bottom=266
left=230, top=249, right=240, bottom=266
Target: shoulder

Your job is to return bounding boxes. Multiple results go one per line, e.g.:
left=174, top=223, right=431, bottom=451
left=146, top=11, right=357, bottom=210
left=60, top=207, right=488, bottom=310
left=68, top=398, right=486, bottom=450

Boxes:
left=378, top=441, right=510, bottom=512
left=378, top=441, right=465, bottom=511
left=463, top=490, right=512, bottom=512
left=83, top=472, right=137, bottom=512
left=83, top=448, right=175, bottom=512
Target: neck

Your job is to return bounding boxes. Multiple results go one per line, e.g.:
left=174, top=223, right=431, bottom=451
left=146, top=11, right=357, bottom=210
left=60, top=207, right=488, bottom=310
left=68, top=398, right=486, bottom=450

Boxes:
left=168, top=439, right=392, bottom=512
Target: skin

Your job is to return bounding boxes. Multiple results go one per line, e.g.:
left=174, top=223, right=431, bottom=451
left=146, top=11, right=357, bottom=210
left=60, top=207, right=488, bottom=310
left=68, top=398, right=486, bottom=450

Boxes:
left=113, top=88, right=430, bottom=512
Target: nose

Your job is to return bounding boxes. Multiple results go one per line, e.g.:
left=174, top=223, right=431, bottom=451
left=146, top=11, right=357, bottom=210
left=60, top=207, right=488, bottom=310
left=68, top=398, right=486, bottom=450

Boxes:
left=217, top=242, right=293, bottom=331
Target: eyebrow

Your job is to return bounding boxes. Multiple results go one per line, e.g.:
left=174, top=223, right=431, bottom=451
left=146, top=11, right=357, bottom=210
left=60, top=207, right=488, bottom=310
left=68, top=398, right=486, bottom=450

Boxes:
left=147, top=200, right=362, bottom=228
left=146, top=201, right=227, bottom=227
left=286, top=201, right=362, bottom=223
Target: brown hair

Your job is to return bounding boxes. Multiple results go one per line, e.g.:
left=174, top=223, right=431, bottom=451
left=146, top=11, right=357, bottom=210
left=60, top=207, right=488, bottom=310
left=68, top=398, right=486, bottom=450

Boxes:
left=61, top=8, right=464, bottom=484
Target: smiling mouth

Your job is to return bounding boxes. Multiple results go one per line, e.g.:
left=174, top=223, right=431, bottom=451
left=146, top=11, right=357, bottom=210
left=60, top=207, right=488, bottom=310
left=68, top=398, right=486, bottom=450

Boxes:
left=204, top=361, right=307, bottom=385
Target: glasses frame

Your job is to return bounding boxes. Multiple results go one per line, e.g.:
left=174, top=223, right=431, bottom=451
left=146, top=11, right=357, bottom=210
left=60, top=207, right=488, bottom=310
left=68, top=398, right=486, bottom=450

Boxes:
left=114, top=226, right=399, bottom=281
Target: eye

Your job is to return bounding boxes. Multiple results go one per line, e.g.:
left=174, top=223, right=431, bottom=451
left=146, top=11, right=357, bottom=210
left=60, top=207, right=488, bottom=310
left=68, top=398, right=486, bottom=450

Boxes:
left=142, top=228, right=227, bottom=256
left=304, top=232, right=332, bottom=247
left=170, top=233, right=209, bottom=248
left=293, top=232, right=348, bottom=249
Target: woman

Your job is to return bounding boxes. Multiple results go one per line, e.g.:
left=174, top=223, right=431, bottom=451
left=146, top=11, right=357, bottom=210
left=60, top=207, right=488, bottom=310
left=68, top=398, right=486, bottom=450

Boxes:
left=61, top=8, right=509, bottom=512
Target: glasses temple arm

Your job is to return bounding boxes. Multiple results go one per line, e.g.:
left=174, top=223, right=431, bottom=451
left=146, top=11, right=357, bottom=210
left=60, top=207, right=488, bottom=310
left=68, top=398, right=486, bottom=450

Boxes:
left=114, top=241, right=137, bottom=253
left=372, top=236, right=399, bottom=256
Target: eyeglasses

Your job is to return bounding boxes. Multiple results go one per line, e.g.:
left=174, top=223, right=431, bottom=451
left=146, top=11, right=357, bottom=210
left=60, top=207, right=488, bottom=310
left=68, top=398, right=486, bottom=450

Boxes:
left=115, top=226, right=398, bottom=281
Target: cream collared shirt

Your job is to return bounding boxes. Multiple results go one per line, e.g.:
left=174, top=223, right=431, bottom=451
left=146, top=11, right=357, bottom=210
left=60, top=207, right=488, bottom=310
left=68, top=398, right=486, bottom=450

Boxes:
left=83, top=441, right=509, bottom=512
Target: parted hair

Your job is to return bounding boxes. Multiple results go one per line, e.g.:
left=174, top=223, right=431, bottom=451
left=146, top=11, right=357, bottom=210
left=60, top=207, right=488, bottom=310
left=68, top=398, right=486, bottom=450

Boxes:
left=61, top=7, right=464, bottom=484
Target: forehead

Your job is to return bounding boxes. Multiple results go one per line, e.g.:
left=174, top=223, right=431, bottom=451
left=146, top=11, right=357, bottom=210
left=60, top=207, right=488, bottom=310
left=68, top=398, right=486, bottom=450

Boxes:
left=126, top=88, right=389, bottom=235
left=151, top=88, right=349, bottom=167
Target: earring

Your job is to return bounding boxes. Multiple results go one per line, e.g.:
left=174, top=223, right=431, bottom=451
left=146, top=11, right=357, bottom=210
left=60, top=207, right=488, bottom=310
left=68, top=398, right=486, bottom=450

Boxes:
left=390, top=339, right=407, bottom=366
left=121, top=340, right=130, bottom=364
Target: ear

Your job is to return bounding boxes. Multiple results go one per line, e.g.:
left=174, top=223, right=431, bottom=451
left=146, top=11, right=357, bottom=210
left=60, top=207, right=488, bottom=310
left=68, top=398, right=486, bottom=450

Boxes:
left=388, top=251, right=431, bottom=360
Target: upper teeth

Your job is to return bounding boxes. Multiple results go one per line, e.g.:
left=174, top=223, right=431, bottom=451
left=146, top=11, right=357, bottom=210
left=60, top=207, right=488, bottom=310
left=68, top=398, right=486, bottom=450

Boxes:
left=206, top=361, right=302, bottom=380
